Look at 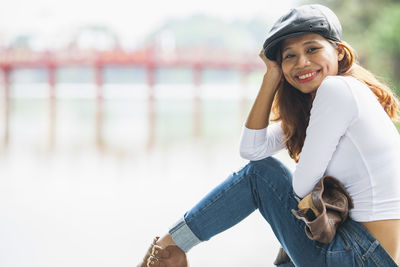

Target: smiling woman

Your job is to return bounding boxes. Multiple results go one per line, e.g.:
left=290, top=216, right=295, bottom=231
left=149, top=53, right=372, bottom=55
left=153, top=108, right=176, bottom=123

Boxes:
left=137, top=4, right=400, bottom=267
left=280, top=34, right=344, bottom=95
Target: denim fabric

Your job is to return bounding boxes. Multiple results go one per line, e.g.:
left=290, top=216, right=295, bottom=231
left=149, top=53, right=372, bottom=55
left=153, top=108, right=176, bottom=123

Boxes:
left=169, top=218, right=201, bottom=253
left=169, top=157, right=398, bottom=266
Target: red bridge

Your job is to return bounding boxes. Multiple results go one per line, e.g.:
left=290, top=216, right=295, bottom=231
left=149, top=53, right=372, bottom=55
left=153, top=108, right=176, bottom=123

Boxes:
left=0, top=47, right=265, bottom=150
left=0, top=47, right=264, bottom=99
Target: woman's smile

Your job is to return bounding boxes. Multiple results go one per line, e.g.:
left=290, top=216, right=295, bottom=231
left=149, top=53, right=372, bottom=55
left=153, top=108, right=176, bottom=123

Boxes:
left=296, top=70, right=321, bottom=83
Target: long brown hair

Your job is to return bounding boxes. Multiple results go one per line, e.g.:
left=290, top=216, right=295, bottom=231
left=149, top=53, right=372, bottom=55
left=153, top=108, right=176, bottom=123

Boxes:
left=270, top=40, right=400, bottom=163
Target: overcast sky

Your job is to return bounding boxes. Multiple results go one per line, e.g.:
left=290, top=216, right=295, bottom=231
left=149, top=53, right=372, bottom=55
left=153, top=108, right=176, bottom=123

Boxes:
left=0, top=0, right=296, bottom=47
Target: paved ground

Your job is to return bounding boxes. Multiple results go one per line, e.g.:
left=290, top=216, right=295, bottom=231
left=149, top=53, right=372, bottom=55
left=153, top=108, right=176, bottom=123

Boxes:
left=0, top=140, right=296, bottom=267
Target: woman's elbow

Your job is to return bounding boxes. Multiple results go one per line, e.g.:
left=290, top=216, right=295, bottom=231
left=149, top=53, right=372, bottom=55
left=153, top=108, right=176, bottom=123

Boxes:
left=239, top=148, right=267, bottom=161
left=239, top=149, right=254, bottom=160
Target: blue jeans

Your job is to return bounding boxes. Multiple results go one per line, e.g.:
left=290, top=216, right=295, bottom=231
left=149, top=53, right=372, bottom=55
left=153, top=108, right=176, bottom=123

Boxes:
left=169, top=157, right=398, bottom=266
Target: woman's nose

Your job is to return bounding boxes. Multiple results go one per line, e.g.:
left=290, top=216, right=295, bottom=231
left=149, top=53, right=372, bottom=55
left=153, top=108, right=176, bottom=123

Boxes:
left=295, top=54, right=311, bottom=68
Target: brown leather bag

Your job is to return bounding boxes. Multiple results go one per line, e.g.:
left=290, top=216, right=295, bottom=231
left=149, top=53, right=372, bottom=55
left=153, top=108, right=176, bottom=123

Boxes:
left=274, top=176, right=354, bottom=265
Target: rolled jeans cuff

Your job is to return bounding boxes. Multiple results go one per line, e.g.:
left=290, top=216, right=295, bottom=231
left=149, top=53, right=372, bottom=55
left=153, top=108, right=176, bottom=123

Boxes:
left=169, top=217, right=202, bottom=253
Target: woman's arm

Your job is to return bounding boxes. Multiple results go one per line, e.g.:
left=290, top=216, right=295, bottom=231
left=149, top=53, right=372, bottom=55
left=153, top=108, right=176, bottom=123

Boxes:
left=245, top=49, right=282, bottom=130
left=239, top=121, right=285, bottom=160
left=293, top=76, right=359, bottom=198
left=239, top=49, right=285, bottom=160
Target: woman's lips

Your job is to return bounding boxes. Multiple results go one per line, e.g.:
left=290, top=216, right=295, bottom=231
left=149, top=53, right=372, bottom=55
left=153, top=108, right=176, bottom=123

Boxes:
left=296, top=70, right=320, bottom=83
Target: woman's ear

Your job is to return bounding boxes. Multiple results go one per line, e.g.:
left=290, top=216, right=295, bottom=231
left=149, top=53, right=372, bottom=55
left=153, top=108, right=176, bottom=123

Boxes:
left=337, top=44, right=345, bottom=61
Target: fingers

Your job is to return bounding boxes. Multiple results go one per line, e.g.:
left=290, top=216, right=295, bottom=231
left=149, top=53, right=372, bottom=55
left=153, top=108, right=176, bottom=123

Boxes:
left=259, top=48, right=265, bottom=57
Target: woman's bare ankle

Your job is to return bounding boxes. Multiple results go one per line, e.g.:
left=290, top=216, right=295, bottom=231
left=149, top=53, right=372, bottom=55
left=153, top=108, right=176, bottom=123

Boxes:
left=156, top=234, right=177, bottom=248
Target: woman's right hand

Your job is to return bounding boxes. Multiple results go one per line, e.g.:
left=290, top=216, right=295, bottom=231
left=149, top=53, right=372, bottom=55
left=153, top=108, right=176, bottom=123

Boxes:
left=245, top=49, right=282, bottom=129
left=259, top=48, right=282, bottom=84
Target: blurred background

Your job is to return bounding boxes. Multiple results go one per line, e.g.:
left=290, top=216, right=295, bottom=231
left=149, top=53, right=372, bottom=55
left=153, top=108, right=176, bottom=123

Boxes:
left=0, top=0, right=399, bottom=266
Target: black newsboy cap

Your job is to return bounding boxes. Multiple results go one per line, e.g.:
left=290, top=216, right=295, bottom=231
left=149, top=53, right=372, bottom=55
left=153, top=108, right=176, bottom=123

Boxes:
left=263, top=4, right=342, bottom=61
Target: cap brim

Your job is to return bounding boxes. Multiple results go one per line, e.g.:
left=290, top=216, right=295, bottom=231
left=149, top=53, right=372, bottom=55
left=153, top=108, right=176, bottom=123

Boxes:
left=264, top=31, right=311, bottom=61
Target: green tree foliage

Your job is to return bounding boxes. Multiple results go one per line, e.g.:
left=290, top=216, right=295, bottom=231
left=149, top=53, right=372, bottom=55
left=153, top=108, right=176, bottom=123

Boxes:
left=367, top=4, right=400, bottom=95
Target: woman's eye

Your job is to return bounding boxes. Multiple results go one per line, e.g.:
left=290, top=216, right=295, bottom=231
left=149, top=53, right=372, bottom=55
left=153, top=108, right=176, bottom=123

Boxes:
left=284, top=54, right=295, bottom=59
left=307, top=47, right=319, bottom=53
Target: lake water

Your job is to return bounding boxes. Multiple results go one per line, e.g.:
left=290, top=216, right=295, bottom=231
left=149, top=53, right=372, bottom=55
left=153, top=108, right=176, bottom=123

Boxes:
left=0, top=83, right=296, bottom=267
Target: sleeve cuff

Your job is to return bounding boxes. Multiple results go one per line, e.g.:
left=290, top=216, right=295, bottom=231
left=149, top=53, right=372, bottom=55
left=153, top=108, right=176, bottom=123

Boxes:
left=240, top=124, right=267, bottom=148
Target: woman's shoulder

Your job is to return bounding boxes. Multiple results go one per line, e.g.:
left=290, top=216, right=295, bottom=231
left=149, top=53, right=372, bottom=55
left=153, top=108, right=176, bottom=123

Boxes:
left=313, top=75, right=360, bottom=117
left=316, top=75, right=358, bottom=102
left=319, top=75, right=367, bottom=93
left=320, top=75, right=359, bottom=88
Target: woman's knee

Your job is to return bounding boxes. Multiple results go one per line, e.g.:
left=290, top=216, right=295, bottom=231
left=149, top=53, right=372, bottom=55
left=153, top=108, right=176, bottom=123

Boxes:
left=245, top=157, right=293, bottom=184
left=244, top=157, right=297, bottom=214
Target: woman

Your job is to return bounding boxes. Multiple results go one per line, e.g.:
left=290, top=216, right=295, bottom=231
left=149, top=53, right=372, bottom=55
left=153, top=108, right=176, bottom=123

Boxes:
left=138, top=4, right=400, bottom=266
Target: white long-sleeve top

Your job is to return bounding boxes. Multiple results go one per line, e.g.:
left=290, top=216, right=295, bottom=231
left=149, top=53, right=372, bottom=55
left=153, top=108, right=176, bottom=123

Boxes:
left=239, top=75, right=400, bottom=222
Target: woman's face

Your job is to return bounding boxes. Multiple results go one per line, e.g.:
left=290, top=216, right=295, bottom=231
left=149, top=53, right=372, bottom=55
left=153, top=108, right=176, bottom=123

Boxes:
left=280, top=33, right=344, bottom=95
